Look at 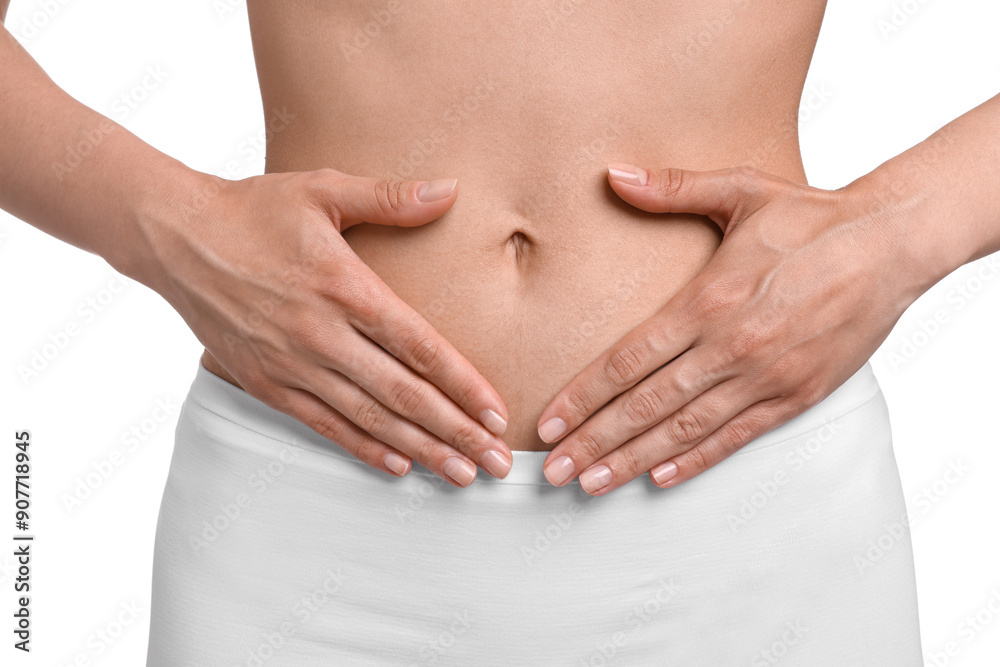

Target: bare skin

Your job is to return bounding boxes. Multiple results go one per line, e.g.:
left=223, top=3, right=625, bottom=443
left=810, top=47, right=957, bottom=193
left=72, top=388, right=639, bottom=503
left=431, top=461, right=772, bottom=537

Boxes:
left=2, top=2, right=999, bottom=492
left=207, top=0, right=825, bottom=446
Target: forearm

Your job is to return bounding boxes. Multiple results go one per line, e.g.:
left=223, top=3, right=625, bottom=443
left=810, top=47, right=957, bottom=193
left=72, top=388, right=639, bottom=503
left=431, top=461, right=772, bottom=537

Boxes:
left=847, top=93, right=1000, bottom=298
left=0, top=24, right=207, bottom=284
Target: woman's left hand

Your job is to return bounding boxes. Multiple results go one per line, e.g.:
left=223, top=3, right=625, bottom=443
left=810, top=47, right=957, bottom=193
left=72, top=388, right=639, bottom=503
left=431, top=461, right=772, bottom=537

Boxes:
left=537, top=163, right=925, bottom=495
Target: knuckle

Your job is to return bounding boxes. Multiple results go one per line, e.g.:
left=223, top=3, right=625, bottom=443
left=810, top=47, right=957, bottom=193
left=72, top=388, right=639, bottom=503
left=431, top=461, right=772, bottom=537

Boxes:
left=336, top=282, right=382, bottom=327
left=690, top=286, right=736, bottom=319
left=314, top=166, right=346, bottom=183
left=666, top=407, right=706, bottom=445
left=606, top=343, right=647, bottom=388
left=669, top=369, right=701, bottom=398
left=612, top=446, right=644, bottom=477
left=721, top=417, right=754, bottom=450
left=682, top=444, right=709, bottom=471
left=304, top=168, right=347, bottom=204
left=728, top=166, right=769, bottom=200
left=352, top=398, right=390, bottom=434
left=571, top=430, right=606, bottom=462
left=351, top=436, right=378, bottom=466
left=621, top=387, right=664, bottom=426
left=447, top=376, right=478, bottom=409
left=286, top=315, right=327, bottom=353
left=372, top=179, right=406, bottom=215
left=730, top=165, right=759, bottom=182
left=657, top=167, right=688, bottom=200
left=795, top=380, right=825, bottom=410
left=728, top=322, right=764, bottom=361
left=403, top=437, right=437, bottom=469
left=310, top=408, right=347, bottom=442
left=406, top=335, right=443, bottom=376
left=405, top=437, right=435, bottom=465
left=564, top=386, right=596, bottom=418
left=389, top=379, right=427, bottom=416
left=238, top=369, right=274, bottom=402
left=449, top=420, right=485, bottom=453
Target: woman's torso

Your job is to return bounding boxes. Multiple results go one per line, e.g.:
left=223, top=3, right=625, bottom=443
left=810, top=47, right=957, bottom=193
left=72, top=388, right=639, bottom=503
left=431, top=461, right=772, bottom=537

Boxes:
left=203, top=0, right=829, bottom=450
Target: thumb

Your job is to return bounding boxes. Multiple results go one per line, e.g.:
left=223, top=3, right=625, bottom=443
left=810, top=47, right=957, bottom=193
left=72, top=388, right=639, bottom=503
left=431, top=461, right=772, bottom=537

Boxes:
left=606, top=163, right=769, bottom=231
left=315, top=170, right=459, bottom=232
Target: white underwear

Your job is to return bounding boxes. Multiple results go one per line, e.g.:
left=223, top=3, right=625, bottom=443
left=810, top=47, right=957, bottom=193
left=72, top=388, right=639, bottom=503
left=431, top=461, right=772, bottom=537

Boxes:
left=146, top=359, right=922, bottom=666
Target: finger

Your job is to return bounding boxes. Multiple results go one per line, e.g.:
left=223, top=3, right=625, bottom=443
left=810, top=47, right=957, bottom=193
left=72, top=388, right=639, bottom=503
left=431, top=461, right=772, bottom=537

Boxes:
left=322, top=330, right=512, bottom=479
left=571, top=379, right=759, bottom=495
left=269, top=384, right=415, bottom=480
left=650, top=398, right=801, bottom=489
left=296, top=365, right=489, bottom=487
left=541, top=347, right=729, bottom=485
left=536, top=304, right=698, bottom=446
left=346, top=274, right=512, bottom=441
left=606, top=163, right=772, bottom=231
left=309, top=169, right=460, bottom=231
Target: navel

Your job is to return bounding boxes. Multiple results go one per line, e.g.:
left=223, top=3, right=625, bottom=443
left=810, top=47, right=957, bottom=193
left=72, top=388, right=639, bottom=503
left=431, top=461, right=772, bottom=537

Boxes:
left=505, top=230, right=532, bottom=264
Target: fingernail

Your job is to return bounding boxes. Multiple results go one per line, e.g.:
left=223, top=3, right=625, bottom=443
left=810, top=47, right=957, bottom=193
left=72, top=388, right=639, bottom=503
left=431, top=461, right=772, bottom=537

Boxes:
left=651, top=461, right=678, bottom=485
left=443, top=456, right=477, bottom=486
left=579, top=464, right=612, bottom=494
left=607, top=162, right=648, bottom=187
left=543, top=455, right=575, bottom=486
left=383, top=451, right=410, bottom=476
left=416, top=178, right=458, bottom=202
left=479, top=408, right=508, bottom=436
left=481, top=450, right=512, bottom=478
left=538, top=417, right=567, bottom=443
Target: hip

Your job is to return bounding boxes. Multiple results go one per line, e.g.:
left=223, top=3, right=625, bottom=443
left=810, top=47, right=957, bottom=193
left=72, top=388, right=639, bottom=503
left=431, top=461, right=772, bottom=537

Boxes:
left=146, top=358, right=922, bottom=665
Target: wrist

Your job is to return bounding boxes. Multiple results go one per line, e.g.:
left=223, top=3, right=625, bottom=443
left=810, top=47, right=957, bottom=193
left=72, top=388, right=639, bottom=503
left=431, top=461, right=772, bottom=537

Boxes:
left=113, top=156, right=222, bottom=294
left=841, top=166, right=967, bottom=306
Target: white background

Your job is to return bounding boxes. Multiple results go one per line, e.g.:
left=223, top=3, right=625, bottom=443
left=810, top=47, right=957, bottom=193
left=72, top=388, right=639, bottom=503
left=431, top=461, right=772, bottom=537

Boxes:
left=1, top=0, right=998, bottom=665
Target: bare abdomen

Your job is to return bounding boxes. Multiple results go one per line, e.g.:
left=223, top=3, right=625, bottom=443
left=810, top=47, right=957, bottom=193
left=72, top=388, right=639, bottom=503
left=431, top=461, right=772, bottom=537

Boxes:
left=230, top=0, right=826, bottom=449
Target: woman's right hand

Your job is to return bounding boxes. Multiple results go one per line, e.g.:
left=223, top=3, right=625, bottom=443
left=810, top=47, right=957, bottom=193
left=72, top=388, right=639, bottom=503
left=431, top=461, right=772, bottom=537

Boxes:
left=131, top=167, right=513, bottom=486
